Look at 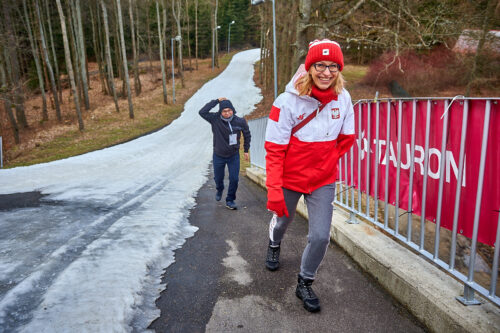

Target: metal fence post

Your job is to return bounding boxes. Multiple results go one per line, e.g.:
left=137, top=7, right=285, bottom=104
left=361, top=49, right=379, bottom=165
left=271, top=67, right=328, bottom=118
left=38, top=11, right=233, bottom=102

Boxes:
left=457, top=284, right=481, bottom=306
left=0, top=136, right=3, bottom=168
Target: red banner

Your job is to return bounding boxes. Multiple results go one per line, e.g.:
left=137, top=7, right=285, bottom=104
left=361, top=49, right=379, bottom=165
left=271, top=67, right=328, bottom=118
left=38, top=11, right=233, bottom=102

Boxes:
left=344, top=99, right=500, bottom=246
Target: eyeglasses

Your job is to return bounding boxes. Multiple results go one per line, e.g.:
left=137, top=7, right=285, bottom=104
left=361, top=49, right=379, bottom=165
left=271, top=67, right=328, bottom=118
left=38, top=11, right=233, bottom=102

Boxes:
left=312, top=63, right=339, bottom=73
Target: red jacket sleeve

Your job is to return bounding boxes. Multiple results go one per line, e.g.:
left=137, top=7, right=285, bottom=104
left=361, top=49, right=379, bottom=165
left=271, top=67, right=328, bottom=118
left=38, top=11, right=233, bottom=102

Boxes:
left=265, top=141, right=288, bottom=202
left=336, top=134, right=355, bottom=158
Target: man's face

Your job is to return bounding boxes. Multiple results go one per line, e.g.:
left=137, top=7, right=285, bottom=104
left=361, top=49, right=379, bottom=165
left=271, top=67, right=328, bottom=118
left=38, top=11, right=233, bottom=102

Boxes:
left=221, top=108, right=234, bottom=119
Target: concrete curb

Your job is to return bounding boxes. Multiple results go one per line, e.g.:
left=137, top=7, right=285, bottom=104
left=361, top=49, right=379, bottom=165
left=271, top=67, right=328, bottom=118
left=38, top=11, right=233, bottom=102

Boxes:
left=246, top=166, right=500, bottom=333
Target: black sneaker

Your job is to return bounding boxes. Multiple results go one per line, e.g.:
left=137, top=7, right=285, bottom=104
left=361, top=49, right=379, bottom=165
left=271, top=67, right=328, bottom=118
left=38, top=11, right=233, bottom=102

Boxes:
left=295, top=275, right=321, bottom=312
left=265, top=241, right=280, bottom=271
left=215, top=191, right=222, bottom=201
left=225, top=201, right=238, bottom=210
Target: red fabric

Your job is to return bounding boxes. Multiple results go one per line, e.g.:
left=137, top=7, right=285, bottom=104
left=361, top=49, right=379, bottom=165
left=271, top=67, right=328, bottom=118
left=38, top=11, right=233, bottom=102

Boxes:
left=267, top=200, right=289, bottom=218
left=264, top=141, right=287, bottom=201
left=305, top=39, right=344, bottom=71
left=346, top=100, right=499, bottom=246
left=336, top=134, right=356, bottom=158
left=265, top=135, right=352, bottom=196
left=269, top=106, right=281, bottom=122
left=310, top=85, right=338, bottom=105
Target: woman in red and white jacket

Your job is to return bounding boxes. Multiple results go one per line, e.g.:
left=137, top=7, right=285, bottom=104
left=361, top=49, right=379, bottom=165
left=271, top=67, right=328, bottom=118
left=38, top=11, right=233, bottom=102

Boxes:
left=264, top=39, right=355, bottom=312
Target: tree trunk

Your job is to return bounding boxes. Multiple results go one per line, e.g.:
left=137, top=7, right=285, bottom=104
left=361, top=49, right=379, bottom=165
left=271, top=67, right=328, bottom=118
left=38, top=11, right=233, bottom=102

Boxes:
left=214, top=0, right=219, bottom=68
left=465, top=0, right=495, bottom=96
left=162, top=2, right=169, bottom=80
left=0, top=53, right=19, bottom=144
left=1, top=0, right=28, bottom=129
left=100, top=0, right=120, bottom=113
left=55, top=0, right=84, bottom=130
left=185, top=0, right=192, bottom=71
left=156, top=0, right=168, bottom=104
left=111, top=0, right=125, bottom=96
left=68, top=0, right=83, bottom=105
left=294, top=0, right=311, bottom=69
left=89, top=2, right=108, bottom=95
left=195, top=0, right=198, bottom=70
left=35, top=0, right=62, bottom=121
left=23, top=0, right=48, bottom=121
left=172, top=0, right=184, bottom=87
left=129, top=0, right=141, bottom=95
left=45, top=0, right=63, bottom=104
left=146, top=0, right=153, bottom=80
left=75, top=0, right=90, bottom=110
left=116, top=0, right=134, bottom=119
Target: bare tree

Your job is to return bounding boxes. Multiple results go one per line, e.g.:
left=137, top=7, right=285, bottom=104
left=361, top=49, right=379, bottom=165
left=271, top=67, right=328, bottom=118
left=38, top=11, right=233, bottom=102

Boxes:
left=195, top=0, right=198, bottom=70
left=35, top=0, right=62, bottom=122
left=162, top=1, right=168, bottom=80
left=156, top=0, right=168, bottom=104
left=294, top=0, right=311, bottom=69
left=100, top=0, right=120, bottom=112
left=2, top=0, right=28, bottom=129
left=75, top=0, right=90, bottom=110
left=67, top=0, right=84, bottom=106
left=55, top=0, right=84, bottom=130
left=172, top=0, right=185, bottom=86
left=89, top=2, right=108, bottom=95
left=0, top=50, right=19, bottom=143
left=129, top=0, right=142, bottom=95
left=465, top=0, right=496, bottom=96
left=44, top=0, right=63, bottom=103
left=214, top=0, right=219, bottom=68
left=116, top=0, right=134, bottom=119
left=23, top=0, right=48, bottom=121
left=185, top=0, right=192, bottom=71
left=146, top=0, right=153, bottom=79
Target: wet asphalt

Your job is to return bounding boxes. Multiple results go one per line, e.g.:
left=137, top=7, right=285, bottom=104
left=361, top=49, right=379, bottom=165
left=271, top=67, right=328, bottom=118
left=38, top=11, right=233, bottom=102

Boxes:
left=149, top=167, right=428, bottom=333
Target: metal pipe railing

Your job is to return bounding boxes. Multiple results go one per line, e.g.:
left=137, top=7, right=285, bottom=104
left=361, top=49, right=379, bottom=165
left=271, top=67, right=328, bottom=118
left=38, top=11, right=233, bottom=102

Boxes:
left=248, top=97, right=499, bottom=307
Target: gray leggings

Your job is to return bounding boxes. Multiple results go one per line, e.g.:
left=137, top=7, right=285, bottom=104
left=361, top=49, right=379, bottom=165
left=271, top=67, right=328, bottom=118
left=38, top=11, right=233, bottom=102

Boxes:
left=269, top=183, right=335, bottom=280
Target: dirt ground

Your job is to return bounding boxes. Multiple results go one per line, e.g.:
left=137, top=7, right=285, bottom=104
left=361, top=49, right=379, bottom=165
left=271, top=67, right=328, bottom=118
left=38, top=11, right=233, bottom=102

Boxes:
left=0, top=56, right=226, bottom=166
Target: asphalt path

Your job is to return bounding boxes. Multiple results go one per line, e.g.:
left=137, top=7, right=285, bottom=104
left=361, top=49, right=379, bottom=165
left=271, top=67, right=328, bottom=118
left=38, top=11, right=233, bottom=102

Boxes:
left=149, top=168, right=427, bottom=333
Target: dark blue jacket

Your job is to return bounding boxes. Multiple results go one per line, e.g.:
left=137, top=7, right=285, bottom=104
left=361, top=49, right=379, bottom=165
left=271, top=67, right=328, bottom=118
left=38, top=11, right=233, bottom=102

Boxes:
left=199, top=99, right=251, bottom=158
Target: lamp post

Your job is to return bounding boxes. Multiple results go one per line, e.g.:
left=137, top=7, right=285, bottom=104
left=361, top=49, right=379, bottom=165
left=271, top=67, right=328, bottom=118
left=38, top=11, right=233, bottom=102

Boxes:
left=171, top=35, right=181, bottom=103
left=251, top=0, right=277, bottom=99
left=227, top=20, right=235, bottom=53
left=212, top=25, right=221, bottom=69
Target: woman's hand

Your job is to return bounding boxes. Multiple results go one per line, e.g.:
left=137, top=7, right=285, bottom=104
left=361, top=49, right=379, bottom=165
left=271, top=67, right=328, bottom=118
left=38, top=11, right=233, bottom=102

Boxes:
left=267, top=199, right=289, bottom=218
left=218, top=97, right=227, bottom=102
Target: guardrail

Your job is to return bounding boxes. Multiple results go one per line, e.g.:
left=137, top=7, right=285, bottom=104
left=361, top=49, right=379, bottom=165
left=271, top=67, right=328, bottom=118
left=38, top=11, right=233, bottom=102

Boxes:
left=248, top=97, right=499, bottom=307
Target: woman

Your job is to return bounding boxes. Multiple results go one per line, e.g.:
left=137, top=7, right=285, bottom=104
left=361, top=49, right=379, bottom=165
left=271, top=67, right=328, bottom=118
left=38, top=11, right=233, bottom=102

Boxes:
left=264, top=39, right=355, bottom=312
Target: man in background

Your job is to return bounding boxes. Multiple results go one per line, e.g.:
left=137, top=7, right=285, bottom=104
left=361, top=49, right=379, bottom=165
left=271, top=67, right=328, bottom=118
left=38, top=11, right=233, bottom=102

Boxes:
left=199, top=97, right=251, bottom=210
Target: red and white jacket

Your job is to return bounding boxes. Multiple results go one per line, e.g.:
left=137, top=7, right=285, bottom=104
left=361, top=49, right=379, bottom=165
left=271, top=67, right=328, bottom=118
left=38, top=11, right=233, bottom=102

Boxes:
left=265, top=72, right=356, bottom=202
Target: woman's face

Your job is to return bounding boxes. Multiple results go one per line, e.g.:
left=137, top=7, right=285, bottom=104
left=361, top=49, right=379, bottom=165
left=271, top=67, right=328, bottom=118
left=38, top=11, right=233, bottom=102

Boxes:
left=310, top=61, right=338, bottom=90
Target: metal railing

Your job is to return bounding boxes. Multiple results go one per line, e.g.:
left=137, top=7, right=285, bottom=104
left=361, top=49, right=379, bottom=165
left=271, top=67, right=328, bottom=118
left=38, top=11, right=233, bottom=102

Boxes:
left=248, top=116, right=268, bottom=169
left=248, top=97, right=500, bottom=307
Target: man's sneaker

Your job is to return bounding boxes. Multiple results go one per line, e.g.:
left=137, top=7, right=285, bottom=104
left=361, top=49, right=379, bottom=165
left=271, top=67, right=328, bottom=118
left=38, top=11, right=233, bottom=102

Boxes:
left=215, top=191, right=222, bottom=201
left=295, top=274, right=321, bottom=312
left=265, top=241, right=280, bottom=271
left=225, top=201, right=238, bottom=210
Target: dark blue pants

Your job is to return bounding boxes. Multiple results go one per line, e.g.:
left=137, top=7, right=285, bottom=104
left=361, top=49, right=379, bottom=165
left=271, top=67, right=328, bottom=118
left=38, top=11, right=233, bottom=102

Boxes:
left=213, top=153, right=240, bottom=202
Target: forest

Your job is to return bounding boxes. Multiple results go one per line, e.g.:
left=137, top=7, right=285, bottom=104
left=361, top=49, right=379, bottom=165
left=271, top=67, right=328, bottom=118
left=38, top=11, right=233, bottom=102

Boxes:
left=0, top=0, right=498, bottom=164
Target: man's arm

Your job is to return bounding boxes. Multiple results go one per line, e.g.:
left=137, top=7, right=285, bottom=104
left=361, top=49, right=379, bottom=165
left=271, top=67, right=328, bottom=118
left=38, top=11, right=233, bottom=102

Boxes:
left=241, top=118, right=252, bottom=161
left=199, top=99, right=219, bottom=122
left=242, top=118, right=251, bottom=161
